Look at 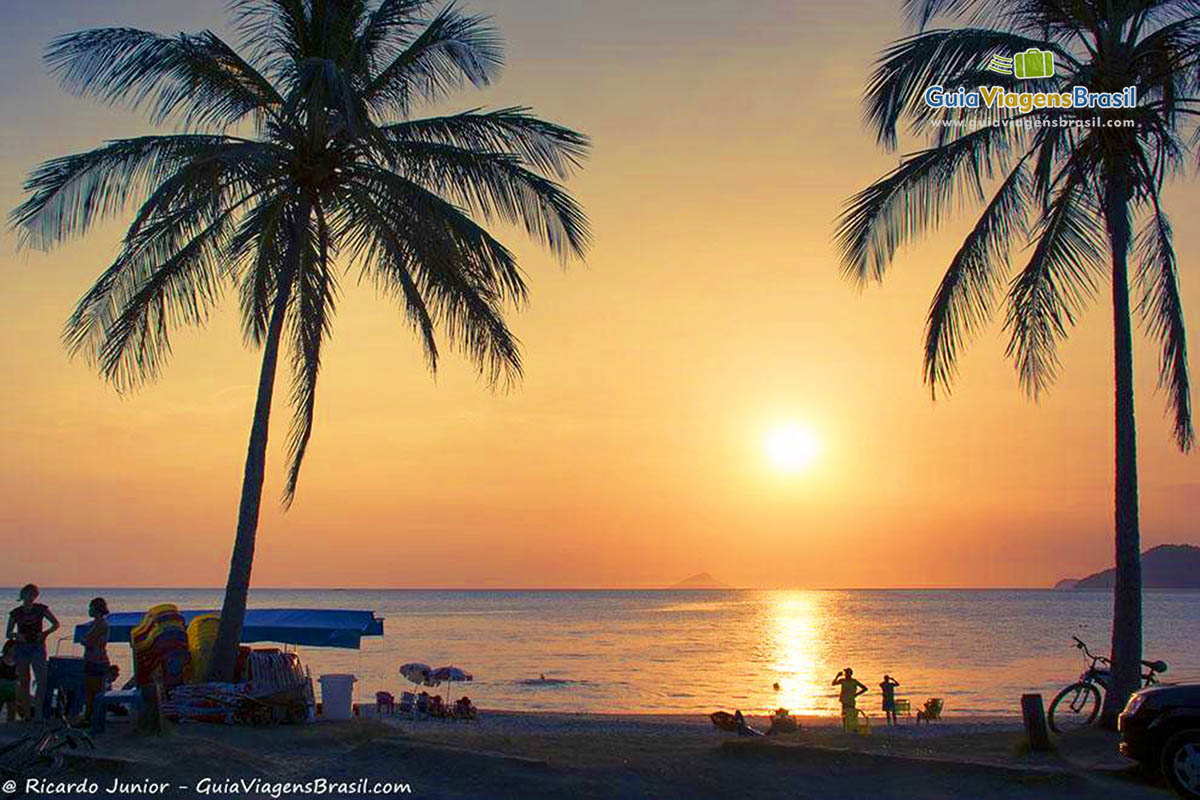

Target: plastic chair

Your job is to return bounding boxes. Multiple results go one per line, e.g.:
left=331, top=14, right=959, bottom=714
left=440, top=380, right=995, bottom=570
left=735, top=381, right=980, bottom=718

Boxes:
left=375, top=691, right=395, bottom=716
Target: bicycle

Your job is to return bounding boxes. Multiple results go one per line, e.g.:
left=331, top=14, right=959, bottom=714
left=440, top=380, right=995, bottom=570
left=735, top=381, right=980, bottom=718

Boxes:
left=0, top=692, right=95, bottom=798
left=1047, top=635, right=1167, bottom=733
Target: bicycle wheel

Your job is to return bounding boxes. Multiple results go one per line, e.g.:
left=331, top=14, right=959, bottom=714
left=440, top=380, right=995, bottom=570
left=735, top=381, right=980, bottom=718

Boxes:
left=1048, top=682, right=1102, bottom=733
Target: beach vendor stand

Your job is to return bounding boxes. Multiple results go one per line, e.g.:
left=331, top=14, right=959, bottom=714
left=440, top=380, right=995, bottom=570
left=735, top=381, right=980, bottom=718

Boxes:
left=74, top=608, right=384, bottom=731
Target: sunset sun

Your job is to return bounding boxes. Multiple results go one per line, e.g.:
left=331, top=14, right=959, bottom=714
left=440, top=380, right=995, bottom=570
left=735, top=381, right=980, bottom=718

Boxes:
left=763, top=422, right=822, bottom=473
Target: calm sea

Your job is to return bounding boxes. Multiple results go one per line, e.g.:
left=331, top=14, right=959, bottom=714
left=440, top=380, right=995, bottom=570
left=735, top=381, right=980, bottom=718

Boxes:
left=13, top=588, right=1200, bottom=716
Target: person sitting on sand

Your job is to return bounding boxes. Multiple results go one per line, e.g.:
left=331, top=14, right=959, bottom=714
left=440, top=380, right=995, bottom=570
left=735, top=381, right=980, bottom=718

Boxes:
left=0, top=641, right=17, bottom=722
left=879, top=675, right=900, bottom=726
left=6, top=584, right=59, bottom=721
left=768, top=707, right=799, bottom=735
left=733, top=709, right=762, bottom=737
left=81, top=597, right=110, bottom=725
left=832, top=667, right=867, bottom=731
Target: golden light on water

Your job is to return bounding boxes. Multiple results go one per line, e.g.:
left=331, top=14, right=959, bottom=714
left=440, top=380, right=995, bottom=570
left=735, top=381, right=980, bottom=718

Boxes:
left=763, top=422, right=821, bottom=473
left=768, top=591, right=826, bottom=714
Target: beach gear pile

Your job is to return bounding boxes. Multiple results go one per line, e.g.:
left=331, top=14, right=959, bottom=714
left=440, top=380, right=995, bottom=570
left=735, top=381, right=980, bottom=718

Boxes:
left=132, top=604, right=315, bottom=726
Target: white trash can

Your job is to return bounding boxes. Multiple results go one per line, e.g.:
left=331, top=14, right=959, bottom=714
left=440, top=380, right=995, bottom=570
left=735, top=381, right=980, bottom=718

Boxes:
left=318, top=674, right=357, bottom=721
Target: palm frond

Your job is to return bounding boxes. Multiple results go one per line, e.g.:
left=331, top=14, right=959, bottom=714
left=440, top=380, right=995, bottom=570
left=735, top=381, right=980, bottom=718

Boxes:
left=924, top=157, right=1032, bottom=394
left=836, top=124, right=1010, bottom=284
left=350, top=0, right=433, bottom=79
left=234, top=193, right=295, bottom=346
left=346, top=170, right=524, bottom=386
left=1004, top=171, right=1105, bottom=398
left=362, top=2, right=503, bottom=115
left=283, top=203, right=336, bottom=505
left=382, top=107, right=590, bottom=179
left=11, top=135, right=243, bottom=250
left=335, top=187, right=440, bottom=371
left=64, top=202, right=240, bottom=390
left=45, top=28, right=282, bottom=129
left=1135, top=201, right=1194, bottom=450
left=389, top=141, right=590, bottom=261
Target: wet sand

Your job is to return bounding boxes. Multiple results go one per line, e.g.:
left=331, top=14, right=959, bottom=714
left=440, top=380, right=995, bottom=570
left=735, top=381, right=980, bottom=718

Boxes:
left=0, top=712, right=1175, bottom=799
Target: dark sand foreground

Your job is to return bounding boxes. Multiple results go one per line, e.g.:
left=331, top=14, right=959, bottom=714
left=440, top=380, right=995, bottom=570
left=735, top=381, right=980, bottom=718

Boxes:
left=0, top=712, right=1176, bottom=799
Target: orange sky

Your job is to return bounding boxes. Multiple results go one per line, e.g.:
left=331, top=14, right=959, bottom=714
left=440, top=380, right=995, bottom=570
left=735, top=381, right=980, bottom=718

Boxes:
left=0, top=0, right=1197, bottom=589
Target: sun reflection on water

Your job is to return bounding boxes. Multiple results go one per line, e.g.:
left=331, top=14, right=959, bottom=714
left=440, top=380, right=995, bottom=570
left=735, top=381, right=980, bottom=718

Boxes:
left=767, top=591, right=828, bottom=715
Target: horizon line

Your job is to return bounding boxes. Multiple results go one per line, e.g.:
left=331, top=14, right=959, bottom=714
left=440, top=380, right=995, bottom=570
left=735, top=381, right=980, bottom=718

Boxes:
left=1, top=584, right=1167, bottom=592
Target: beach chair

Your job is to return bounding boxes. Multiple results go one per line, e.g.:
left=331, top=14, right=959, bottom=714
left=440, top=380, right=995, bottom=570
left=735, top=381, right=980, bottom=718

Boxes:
left=916, top=698, right=943, bottom=724
left=398, top=692, right=415, bottom=715
left=893, top=699, right=911, bottom=718
left=416, top=692, right=430, bottom=715
left=839, top=707, right=870, bottom=734
left=452, top=696, right=477, bottom=721
left=375, top=691, right=395, bottom=716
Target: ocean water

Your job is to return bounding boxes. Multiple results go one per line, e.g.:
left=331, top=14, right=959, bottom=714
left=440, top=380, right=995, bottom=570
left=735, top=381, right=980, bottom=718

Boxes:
left=13, top=587, right=1200, bottom=717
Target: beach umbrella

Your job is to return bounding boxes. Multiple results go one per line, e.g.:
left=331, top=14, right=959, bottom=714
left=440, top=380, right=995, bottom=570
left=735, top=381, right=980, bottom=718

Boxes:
left=429, top=665, right=473, bottom=701
left=399, top=662, right=435, bottom=687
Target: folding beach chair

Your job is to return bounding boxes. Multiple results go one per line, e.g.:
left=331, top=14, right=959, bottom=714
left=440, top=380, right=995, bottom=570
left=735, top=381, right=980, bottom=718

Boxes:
left=916, top=698, right=943, bottom=724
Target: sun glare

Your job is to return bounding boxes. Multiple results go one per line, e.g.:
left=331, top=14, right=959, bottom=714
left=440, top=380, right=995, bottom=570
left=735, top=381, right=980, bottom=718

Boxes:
left=764, top=422, right=821, bottom=473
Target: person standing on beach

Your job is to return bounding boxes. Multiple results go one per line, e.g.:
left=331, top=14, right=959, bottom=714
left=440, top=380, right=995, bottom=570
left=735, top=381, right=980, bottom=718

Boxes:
left=81, top=597, right=110, bottom=725
left=5, top=584, right=59, bottom=720
left=832, top=668, right=867, bottom=731
left=879, top=674, right=901, bottom=725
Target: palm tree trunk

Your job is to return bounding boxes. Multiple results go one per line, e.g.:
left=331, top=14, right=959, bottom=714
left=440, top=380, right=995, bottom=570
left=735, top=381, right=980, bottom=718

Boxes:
left=208, top=201, right=309, bottom=681
left=1101, top=178, right=1142, bottom=727
left=208, top=274, right=293, bottom=681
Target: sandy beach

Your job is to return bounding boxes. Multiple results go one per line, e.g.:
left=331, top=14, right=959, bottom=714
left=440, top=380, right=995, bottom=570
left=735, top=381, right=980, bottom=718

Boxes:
left=0, top=710, right=1175, bottom=799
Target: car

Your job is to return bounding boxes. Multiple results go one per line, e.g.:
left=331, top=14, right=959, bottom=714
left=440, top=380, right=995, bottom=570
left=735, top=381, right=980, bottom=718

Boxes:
left=1119, top=683, right=1200, bottom=799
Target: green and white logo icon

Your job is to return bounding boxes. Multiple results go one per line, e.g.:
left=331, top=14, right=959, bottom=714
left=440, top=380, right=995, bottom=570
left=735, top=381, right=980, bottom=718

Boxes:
left=985, top=49, right=1055, bottom=79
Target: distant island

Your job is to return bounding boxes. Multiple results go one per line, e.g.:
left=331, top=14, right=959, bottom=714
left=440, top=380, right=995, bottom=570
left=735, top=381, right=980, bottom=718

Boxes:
left=1056, top=544, right=1200, bottom=589
left=669, top=572, right=731, bottom=589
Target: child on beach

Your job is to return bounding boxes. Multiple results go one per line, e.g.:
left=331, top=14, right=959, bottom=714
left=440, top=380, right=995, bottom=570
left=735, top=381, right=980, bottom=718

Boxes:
left=5, top=584, right=59, bottom=720
left=81, top=597, right=111, bottom=725
left=880, top=674, right=900, bottom=725
left=832, top=667, right=867, bottom=731
left=0, top=641, right=17, bottom=721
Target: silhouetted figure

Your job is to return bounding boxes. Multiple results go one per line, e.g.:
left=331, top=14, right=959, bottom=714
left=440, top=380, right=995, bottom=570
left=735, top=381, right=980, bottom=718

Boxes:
left=0, top=641, right=17, bottom=721
left=5, top=584, right=59, bottom=721
left=880, top=674, right=901, bottom=725
left=81, top=597, right=110, bottom=725
left=832, top=667, right=867, bottom=731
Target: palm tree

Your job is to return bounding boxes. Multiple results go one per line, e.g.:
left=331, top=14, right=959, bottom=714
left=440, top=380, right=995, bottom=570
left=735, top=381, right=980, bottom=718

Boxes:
left=11, top=0, right=590, bottom=681
left=837, top=0, right=1194, bottom=722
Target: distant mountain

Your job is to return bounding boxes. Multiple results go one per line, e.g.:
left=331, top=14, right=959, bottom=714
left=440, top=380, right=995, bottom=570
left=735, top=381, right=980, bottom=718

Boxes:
left=1059, top=544, right=1200, bottom=589
left=1053, top=578, right=1080, bottom=591
left=670, top=572, right=731, bottom=589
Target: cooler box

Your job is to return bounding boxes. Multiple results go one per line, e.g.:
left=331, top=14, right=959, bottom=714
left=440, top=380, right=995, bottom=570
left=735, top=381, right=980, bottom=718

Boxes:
left=318, top=674, right=356, bottom=721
